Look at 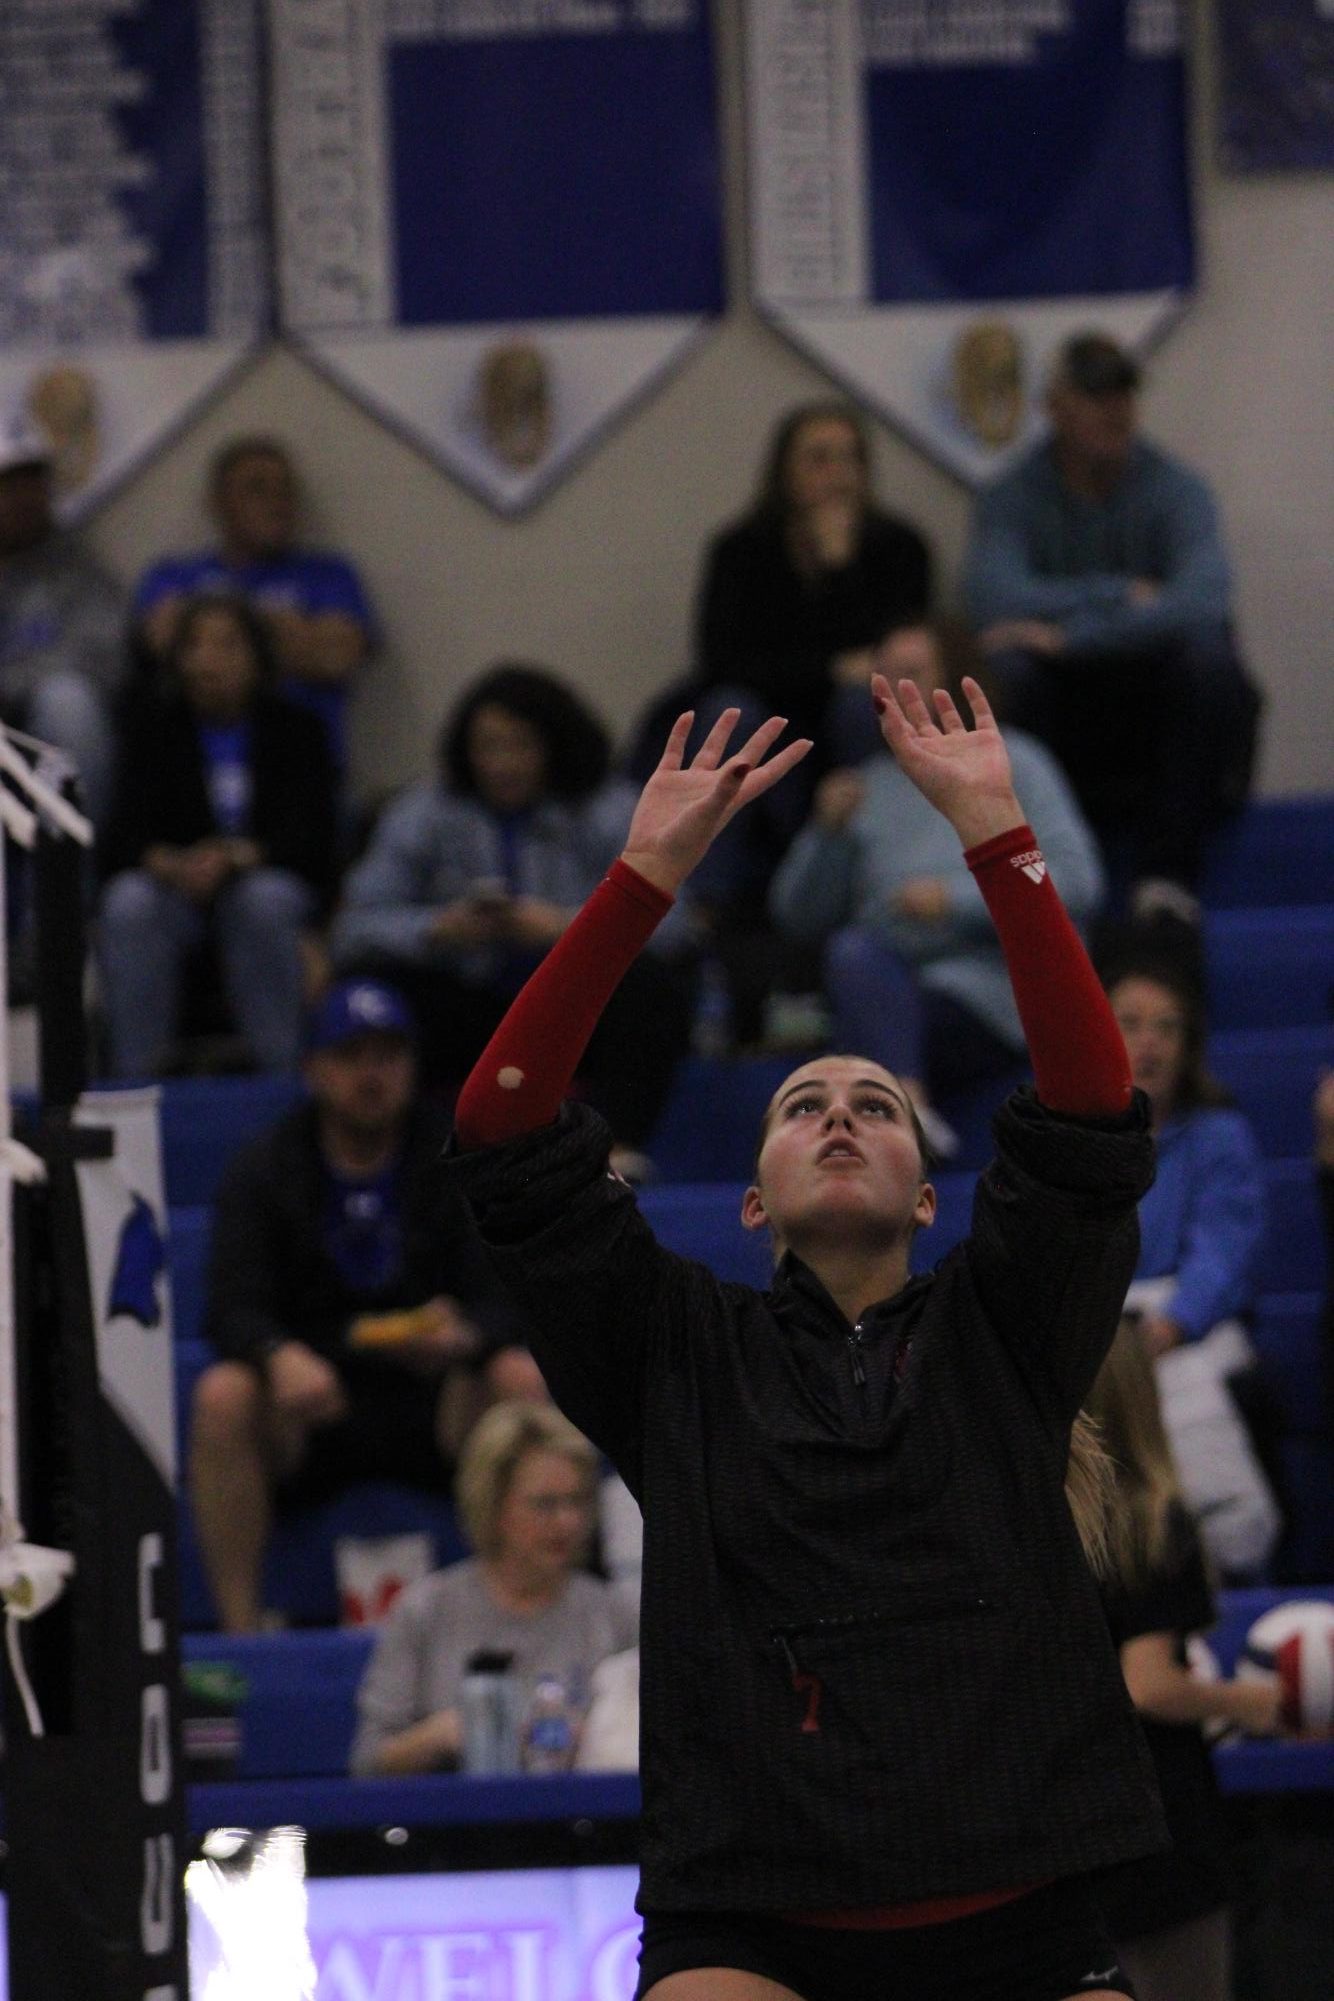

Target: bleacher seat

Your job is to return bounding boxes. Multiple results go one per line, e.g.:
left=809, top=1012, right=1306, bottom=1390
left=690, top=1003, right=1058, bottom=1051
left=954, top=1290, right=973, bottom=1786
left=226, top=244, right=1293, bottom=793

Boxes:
left=1205, top=907, right=1334, bottom=1031
left=1209, top=1025, right=1334, bottom=1156
left=1200, top=797, right=1334, bottom=910
left=182, top=1628, right=372, bottom=1777
left=156, top=1072, right=302, bottom=1205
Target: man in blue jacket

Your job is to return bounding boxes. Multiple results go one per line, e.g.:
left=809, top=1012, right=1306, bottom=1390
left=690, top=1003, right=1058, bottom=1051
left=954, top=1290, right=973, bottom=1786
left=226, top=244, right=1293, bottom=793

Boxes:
left=964, top=332, right=1260, bottom=922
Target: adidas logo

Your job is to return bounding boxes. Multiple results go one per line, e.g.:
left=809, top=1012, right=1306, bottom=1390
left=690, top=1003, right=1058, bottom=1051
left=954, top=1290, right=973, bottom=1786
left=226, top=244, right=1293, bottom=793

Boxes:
left=1010, top=848, right=1047, bottom=885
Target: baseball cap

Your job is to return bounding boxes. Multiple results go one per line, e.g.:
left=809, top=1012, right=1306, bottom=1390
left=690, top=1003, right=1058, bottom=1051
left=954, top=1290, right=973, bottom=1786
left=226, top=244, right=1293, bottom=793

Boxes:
left=1057, top=333, right=1142, bottom=397
left=0, top=415, right=53, bottom=476
left=307, top=979, right=415, bottom=1052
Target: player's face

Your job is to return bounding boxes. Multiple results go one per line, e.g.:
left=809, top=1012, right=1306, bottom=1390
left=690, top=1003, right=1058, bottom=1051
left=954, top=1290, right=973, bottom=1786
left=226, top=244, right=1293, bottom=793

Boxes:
left=467, top=704, right=547, bottom=813
left=217, top=449, right=298, bottom=557
left=496, top=1449, right=594, bottom=1579
left=784, top=416, right=867, bottom=512
left=1109, top=976, right=1187, bottom=1117
left=307, top=1032, right=415, bottom=1137
left=745, top=1057, right=934, bottom=1251
left=178, top=608, right=260, bottom=718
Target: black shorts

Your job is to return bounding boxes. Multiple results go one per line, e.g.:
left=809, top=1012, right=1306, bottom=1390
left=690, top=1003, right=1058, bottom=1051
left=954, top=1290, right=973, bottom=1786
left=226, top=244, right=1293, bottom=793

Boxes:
left=637, top=1878, right=1136, bottom=2001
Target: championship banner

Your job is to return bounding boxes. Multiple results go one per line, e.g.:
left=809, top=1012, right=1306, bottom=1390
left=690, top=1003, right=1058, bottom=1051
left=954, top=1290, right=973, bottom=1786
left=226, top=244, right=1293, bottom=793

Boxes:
left=1217, top=0, right=1334, bottom=172
left=745, top=0, right=1194, bottom=486
left=270, top=0, right=725, bottom=514
left=0, top=0, right=268, bottom=517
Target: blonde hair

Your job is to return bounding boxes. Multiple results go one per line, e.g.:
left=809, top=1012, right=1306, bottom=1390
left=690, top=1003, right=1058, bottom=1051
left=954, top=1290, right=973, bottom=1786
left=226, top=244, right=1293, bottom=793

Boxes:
left=455, top=1400, right=598, bottom=1560
left=1084, top=1317, right=1184, bottom=1587
left=1065, top=1408, right=1117, bottom=1579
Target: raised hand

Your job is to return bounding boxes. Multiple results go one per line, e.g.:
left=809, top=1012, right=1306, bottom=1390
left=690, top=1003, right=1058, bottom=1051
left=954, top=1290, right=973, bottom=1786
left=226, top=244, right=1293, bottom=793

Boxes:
left=622, top=708, right=812, bottom=895
left=872, top=672, right=1024, bottom=850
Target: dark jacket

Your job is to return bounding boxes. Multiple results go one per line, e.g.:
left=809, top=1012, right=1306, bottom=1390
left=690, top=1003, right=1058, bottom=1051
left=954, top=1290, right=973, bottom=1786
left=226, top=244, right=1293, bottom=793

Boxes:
left=103, top=688, right=338, bottom=906
left=206, top=1101, right=527, bottom=1370
left=695, top=508, right=932, bottom=731
left=1096, top=1501, right=1232, bottom=1939
left=449, top=1088, right=1166, bottom=1913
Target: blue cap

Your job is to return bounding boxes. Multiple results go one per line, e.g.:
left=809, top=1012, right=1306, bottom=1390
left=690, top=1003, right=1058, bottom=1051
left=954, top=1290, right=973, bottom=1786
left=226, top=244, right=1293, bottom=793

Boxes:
left=307, top=979, right=415, bottom=1052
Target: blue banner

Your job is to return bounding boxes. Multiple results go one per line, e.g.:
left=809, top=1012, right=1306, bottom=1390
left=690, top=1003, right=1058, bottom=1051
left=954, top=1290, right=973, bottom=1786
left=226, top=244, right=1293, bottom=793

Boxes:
left=272, top=0, right=724, bottom=513
left=747, top=0, right=1194, bottom=485
left=0, top=0, right=268, bottom=511
left=1217, top=0, right=1334, bottom=172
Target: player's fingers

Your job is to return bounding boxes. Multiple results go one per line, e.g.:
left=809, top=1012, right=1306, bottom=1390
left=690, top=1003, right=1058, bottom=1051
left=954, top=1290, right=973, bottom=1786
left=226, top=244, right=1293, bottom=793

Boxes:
left=959, top=675, right=998, bottom=730
left=730, top=714, right=791, bottom=770
left=932, top=687, right=967, bottom=735
left=895, top=677, right=938, bottom=733
left=735, top=737, right=813, bottom=800
left=691, top=707, right=742, bottom=771
left=657, top=711, right=695, bottom=772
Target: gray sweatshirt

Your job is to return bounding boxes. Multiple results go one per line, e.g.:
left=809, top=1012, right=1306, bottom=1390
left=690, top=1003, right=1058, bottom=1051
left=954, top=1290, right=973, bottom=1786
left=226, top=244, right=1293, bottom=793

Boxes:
left=349, top=1558, right=638, bottom=1775
left=770, top=729, right=1103, bottom=1050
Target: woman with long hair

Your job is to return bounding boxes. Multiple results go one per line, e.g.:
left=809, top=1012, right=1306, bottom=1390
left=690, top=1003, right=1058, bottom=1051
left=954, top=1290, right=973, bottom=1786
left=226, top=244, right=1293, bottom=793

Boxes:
left=439, top=668, right=1176, bottom=1999
left=1106, top=955, right=1280, bottom=1580
left=1087, top=1318, right=1283, bottom=2001
left=334, top=661, right=696, bottom=1172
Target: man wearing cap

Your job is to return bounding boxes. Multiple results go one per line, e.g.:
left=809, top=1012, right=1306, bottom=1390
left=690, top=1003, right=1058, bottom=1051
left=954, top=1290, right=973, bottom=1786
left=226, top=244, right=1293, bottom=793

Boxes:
left=0, top=414, right=126, bottom=825
left=964, top=332, right=1259, bottom=922
left=190, top=977, right=540, bottom=1632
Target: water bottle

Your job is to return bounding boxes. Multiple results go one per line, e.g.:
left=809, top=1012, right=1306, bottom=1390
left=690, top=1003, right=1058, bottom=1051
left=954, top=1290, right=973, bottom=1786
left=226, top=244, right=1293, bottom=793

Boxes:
left=461, top=1648, right=520, bottom=1773
left=519, top=1676, right=578, bottom=1775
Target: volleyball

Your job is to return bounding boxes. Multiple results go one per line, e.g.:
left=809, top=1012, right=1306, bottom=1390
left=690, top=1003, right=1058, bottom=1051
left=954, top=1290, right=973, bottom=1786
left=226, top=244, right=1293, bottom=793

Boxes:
left=1239, top=1602, right=1334, bottom=1735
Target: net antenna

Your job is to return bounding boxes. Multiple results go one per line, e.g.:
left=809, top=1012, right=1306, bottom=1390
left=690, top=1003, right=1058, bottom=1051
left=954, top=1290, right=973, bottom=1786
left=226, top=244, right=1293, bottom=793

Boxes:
left=0, top=726, right=92, bottom=1730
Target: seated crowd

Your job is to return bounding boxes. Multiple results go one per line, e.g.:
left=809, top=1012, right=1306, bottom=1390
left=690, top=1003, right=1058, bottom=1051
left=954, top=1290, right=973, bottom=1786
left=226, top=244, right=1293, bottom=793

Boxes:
left=3, top=340, right=1327, bottom=1870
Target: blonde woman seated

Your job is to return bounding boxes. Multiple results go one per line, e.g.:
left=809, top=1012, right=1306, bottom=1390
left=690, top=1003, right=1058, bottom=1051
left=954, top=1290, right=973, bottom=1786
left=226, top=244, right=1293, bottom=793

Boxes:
left=349, top=1401, right=637, bottom=1775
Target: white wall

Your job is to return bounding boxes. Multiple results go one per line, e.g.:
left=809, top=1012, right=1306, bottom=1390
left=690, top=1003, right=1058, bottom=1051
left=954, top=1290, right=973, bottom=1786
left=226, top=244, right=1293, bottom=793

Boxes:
left=86, top=0, right=1333, bottom=801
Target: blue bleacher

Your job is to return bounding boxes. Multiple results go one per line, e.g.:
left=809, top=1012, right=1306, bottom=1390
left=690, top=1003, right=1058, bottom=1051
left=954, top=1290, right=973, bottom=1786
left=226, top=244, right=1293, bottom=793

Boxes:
left=1204, top=906, right=1334, bottom=1031
left=1199, top=796, right=1334, bottom=910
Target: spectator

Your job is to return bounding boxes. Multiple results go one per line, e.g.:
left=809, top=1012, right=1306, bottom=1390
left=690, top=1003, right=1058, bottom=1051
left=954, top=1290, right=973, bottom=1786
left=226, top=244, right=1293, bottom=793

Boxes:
left=190, top=978, right=540, bottom=1634
left=964, top=332, right=1260, bottom=921
left=333, top=662, right=697, bottom=1178
left=770, top=618, right=1103, bottom=1152
left=0, top=413, right=126, bottom=827
left=98, top=592, right=337, bottom=1077
left=132, top=435, right=375, bottom=777
left=1087, top=1317, right=1283, bottom=2001
left=629, top=404, right=933, bottom=965
left=696, top=400, right=932, bottom=755
left=349, top=1401, right=636, bottom=1775
left=1108, top=957, right=1281, bottom=1580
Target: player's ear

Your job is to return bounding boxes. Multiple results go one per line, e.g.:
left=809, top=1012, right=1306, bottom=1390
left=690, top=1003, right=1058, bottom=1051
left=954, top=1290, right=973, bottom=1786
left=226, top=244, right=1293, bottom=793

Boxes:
left=740, top=1184, right=769, bottom=1234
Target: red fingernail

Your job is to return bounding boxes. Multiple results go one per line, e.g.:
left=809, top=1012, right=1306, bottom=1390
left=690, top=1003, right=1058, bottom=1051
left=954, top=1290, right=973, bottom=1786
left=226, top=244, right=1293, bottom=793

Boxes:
left=873, top=696, right=886, bottom=714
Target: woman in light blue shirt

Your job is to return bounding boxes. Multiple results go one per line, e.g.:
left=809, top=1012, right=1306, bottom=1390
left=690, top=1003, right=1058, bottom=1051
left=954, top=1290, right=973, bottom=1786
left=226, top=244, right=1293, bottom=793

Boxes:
left=770, top=619, right=1103, bottom=1151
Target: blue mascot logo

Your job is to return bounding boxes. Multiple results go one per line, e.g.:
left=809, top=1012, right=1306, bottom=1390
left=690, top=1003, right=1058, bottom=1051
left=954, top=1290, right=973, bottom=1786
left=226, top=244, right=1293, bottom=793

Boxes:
left=108, top=1193, right=166, bottom=1329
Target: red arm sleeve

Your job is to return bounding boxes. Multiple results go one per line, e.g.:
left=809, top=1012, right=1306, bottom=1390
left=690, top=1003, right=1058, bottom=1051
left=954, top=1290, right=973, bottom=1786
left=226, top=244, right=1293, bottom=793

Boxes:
left=964, top=824, right=1131, bottom=1119
left=454, top=859, right=674, bottom=1148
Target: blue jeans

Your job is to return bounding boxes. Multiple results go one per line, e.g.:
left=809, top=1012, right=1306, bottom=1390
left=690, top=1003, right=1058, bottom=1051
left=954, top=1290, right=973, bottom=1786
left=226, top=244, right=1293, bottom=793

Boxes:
left=98, top=867, right=313, bottom=1077
left=823, top=926, right=1019, bottom=1096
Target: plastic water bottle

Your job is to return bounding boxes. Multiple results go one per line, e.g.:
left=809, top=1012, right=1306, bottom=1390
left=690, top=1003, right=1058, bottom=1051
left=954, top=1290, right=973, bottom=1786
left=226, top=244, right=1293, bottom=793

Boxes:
left=519, top=1676, right=578, bottom=1774
left=461, top=1649, right=520, bottom=1773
